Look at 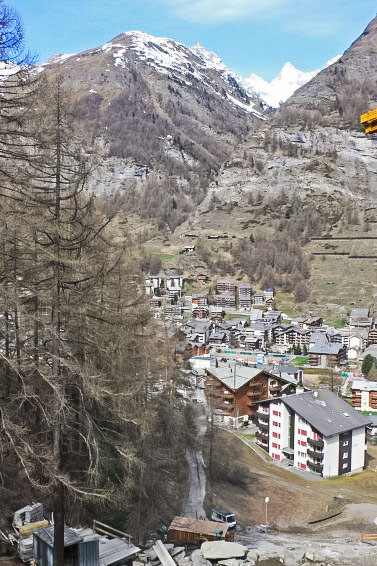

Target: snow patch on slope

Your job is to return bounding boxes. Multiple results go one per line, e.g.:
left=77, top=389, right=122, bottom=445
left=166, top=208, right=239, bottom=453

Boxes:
left=108, top=32, right=260, bottom=115
left=0, top=61, right=20, bottom=79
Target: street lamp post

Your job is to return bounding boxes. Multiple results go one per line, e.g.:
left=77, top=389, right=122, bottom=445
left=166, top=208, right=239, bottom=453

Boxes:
left=264, top=496, right=270, bottom=534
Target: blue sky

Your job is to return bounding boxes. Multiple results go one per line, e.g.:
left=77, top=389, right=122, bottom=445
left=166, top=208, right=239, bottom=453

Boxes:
left=12, top=0, right=377, bottom=80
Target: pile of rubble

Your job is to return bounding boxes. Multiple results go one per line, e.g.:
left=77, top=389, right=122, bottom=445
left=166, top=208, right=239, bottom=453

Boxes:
left=136, top=540, right=328, bottom=566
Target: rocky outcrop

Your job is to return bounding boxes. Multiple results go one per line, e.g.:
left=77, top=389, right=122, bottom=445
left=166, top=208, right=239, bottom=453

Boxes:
left=199, top=126, right=377, bottom=210
left=199, top=17, right=377, bottom=211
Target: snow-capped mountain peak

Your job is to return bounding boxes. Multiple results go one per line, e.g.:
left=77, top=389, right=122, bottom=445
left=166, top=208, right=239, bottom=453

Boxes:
left=38, top=30, right=338, bottom=114
left=242, top=62, right=320, bottom=108
left=102, top=32, right=265, bottom=117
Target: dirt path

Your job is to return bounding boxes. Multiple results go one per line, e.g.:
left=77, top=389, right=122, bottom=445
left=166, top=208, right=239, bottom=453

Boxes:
left=183, top=379, right=208, bottom=519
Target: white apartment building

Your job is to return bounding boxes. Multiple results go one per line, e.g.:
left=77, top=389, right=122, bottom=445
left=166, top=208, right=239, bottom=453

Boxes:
left=256, top=389, right=370, bottom=478
left=145, top=275, right=163, bottom=295
left=166, top=275, right=183, bottom=299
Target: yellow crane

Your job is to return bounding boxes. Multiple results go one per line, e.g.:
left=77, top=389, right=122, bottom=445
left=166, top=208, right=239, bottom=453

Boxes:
left=360, top=107, right=377, bottom=134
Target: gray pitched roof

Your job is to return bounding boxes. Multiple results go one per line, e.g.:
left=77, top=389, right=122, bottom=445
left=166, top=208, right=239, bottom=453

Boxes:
left=281, top=389, right=371, bottom=437
left=309, top=341, right=344, bottom=355
left=350, top=308, right=369, bottom=319
left=207, top=366, right=272, bottom=390
left=351, top=379, right=377, bottom=392
left=35, top=526, right=82, bottom=548
left=207, top=365, right=291, bottom=390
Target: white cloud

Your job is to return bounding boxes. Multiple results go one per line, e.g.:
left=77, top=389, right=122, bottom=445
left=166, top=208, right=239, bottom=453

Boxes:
left=284, top=18, right=340, bottom=38
left=162, top=0, right=288, bottom=24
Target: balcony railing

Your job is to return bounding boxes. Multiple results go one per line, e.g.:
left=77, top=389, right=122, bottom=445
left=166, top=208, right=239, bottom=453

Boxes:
left=307, top=437, right=324, bottom=450
left=256, top=430, right=268, bottom=442
left=307, top=448, right=324, bottom=462
left=258, top=412, right=269, bottom=423
left=248, top=390, right=263, bottom=397
left=257, top=407, right=269, bottom=415
left=269, top=385, right=281, bottom=392
left=306, top=460, right=323, bottom=474
left=258, top=421, right=269, bottom=432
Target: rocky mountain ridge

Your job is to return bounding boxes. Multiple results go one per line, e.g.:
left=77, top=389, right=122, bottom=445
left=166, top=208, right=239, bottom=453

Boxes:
left=197, top=16, right=377, bottom=215
left=36, top=31, right=271, bottom=228
left=32, top=18, right=377, bottom=232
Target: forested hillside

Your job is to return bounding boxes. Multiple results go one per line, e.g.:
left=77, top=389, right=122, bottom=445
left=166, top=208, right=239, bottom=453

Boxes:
left=0, top=6, right=195, bottom=565
left=36, top=31, right=266, bottom=231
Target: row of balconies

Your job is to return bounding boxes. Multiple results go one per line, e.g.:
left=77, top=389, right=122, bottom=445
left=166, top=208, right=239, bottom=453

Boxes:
left=256, top=430, right=268, bottom=442
left=307, top=437, right=324, bottom=450
left=307, top=460, right=323, bottom=474
left=307, top=448, right=324, bottom=462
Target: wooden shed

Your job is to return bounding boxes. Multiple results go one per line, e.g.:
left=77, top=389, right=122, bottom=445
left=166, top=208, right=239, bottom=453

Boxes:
left=168, top=517, right=234, bottom=545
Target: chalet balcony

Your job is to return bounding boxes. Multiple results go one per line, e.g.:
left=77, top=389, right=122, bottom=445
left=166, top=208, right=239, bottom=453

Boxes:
left=269, top=385, right=281, bottom=393
left=211, top=390, right=224, bottom=398
left=249, top=381, right=261, bottom=388
left=247, top=390, right=263, bottom=397
left=306, top=460, right=323, bottom=474
left=219, top=403, right=234, bottom=412
left=223, top=391, right=234, bottom=398
left=258, top=421, right=269, bottom=432
left=257, top=407, right=269, bottom=415
left=307, top=448, right=324, bottom=462
left=307, top=437, right=324, bottom=450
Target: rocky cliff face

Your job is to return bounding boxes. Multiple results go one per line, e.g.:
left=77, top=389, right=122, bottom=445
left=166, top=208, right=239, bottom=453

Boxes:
left=37, top=31, right=269, bottom=227
left=200, top=17, right=377, bottom=212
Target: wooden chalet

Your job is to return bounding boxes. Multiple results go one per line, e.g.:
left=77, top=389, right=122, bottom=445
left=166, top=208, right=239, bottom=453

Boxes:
left=216, top=280, right=236, bottom=295
left=168, top=517, right=234, bottom=545
left=308, top=340, right=346, bottom=368
left=351, top=380, right=377, bottom=412
left=205, top=365, right=297, bottom=420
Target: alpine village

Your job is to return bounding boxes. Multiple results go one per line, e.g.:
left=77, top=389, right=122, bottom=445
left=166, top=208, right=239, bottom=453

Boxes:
left=2, top=3, right=377, bottom=566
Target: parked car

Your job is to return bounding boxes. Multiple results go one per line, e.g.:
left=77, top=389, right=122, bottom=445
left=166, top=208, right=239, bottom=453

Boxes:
left=210, top=508, right=236, bottom=528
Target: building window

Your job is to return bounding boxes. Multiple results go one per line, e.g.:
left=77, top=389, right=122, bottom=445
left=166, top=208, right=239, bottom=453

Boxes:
left=300, top=463, right=306, bottom=470
left=272, top=432, right=281, bottom=439
left=342, top=440, right=349, bottom=447
left=342, top=462, right=348, bottom=469
left=272, top=421, right=281, bottom=427
left=298, top=440, right=307, bottom=447
left=273, top=410, right=281, bottom=417
left=298, top=429, right=307, bottom=436
left=343, top=453, right=349, bottom=459
left=272, top=442, right=280, bottom=449
left=298, top=451, right=306, bottom=458
left=273, top=453, right=280, bottom=461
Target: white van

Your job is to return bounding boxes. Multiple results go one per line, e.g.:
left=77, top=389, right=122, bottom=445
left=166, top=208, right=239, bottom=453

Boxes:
left=211, top=508, right=236, bottom=528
